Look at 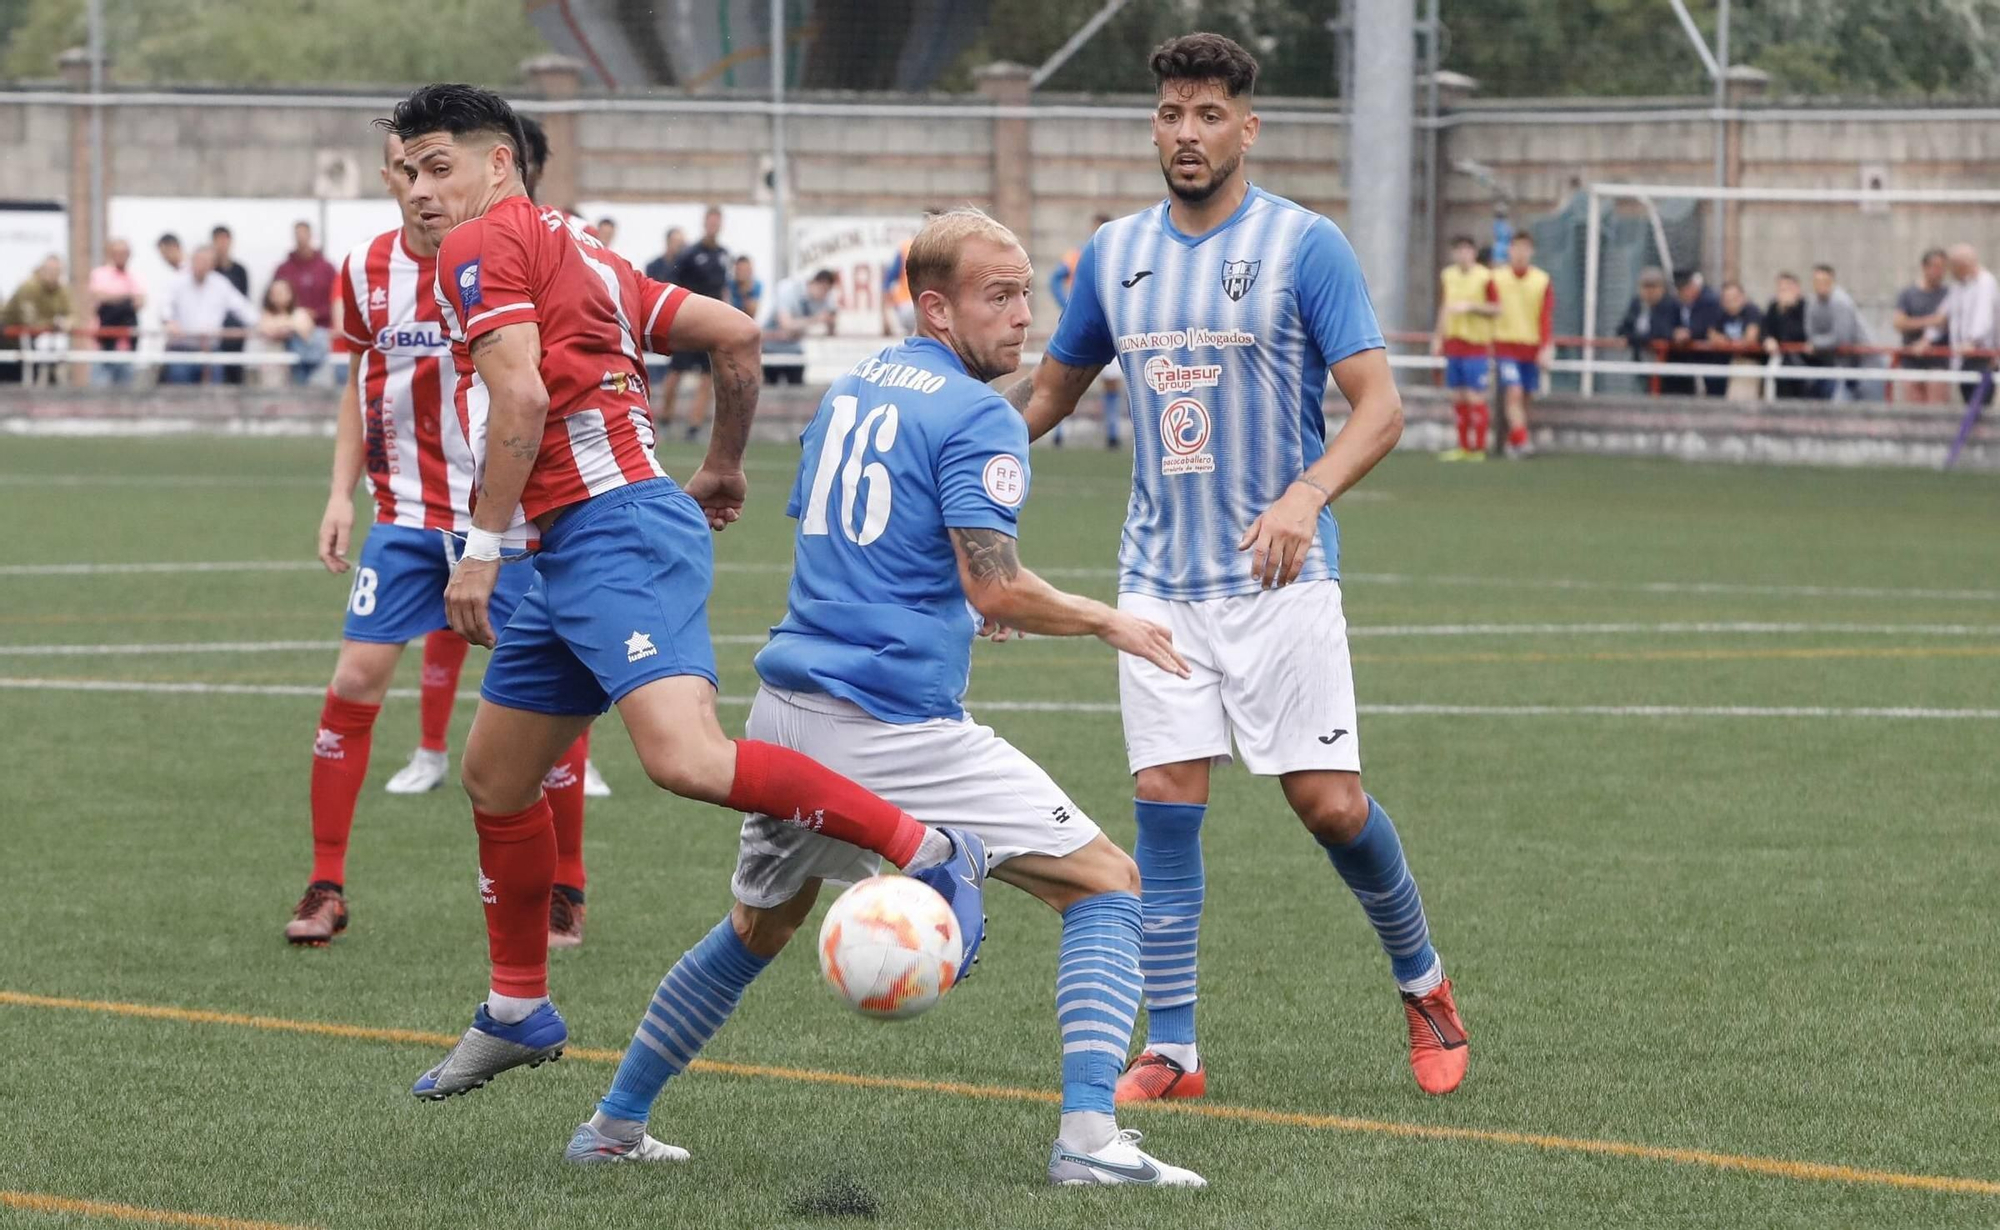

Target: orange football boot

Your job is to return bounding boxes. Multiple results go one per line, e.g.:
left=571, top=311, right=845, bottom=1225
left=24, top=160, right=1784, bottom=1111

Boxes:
left=1114, top=1051, right=1207, bottom=1105
left=1402, top=978, right=1469, bottom=1094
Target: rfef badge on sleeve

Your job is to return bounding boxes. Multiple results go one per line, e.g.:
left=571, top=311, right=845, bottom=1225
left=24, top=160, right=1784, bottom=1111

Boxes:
left=454, top=260, right=482, bottom=314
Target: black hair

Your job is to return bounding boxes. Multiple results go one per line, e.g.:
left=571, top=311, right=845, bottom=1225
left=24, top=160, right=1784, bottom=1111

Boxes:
left=380, top=84, right=528, bottom=178
left=1922, top=247, right=1947, bottom=265
left=1813, top=263, right=1835, bottom=276
left=211, top=225, right=231, bottom=239
left=157, top=232, right=180, bottom=247
left=1150, top=32, right=1259, bottom=98
left=1673, top=268, right=1701, bottom=288
left=809, top=268, right=837, bottom=287
left=517, top=114, right=550, bottom=178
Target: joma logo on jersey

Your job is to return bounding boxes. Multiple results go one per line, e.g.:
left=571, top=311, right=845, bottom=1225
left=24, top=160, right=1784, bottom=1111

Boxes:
left=1159, top=398, right=1216, bottom=475
left=374, top=325, right=448, bottom=354
left=1143, top=355, right=1223, bottom=395
left=1220, top=259, right=1262, bottom=301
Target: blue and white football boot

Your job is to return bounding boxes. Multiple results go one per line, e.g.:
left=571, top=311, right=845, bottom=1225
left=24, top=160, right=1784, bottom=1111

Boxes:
left=412, top=1001, right=567, bottom=1099
left=909, top=826, right=988, bottom=981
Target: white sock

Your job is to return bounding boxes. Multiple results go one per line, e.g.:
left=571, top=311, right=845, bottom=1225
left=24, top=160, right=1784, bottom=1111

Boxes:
left=1396, top=955, right=1445, bottom=997
left=899, top=827, right=953, bottom=873
left=485, top=991, right=549, bottom=1025
left=1058, top=1111, right=1119, bottom=1153
left=1147, top=1041, right=1198, bottom=1071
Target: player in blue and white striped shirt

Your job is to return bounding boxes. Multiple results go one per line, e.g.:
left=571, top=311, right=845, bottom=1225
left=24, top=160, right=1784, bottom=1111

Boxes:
left=1011, top=32, right=1470, bottom=1101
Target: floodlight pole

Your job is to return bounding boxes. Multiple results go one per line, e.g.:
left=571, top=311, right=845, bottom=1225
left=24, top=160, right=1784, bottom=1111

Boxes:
left=770, top=0, right=789, bottom=279
left=1349, top=0, right=1415, bottom=332
left=1668, top=0, right=1730, bottom=277
left=1583, top=186, right=1600, bottom=397
left=87, top=0, right=104, bottom=269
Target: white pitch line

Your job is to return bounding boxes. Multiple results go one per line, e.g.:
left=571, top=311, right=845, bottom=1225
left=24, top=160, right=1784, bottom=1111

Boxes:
left=0, top=635, right=771, bottom=656
left=2, top=676, right=1995, bottom=719
left=8, top=556, right=2000, bottom=605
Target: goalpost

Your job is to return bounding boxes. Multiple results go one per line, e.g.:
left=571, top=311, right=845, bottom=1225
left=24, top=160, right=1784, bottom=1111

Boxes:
left=1579, top=181, right=2000, bottom=399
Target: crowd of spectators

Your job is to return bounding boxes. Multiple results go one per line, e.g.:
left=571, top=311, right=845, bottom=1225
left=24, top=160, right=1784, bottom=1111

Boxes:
left=1, top=219, right=339, bottom=387
left=1615, top=246, right=2000, bottom=403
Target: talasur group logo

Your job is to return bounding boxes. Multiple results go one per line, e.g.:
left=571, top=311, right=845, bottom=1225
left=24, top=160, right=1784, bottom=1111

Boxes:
left=1159, top=398, right=1217, bottom=475
left=1143, top=355, right=1223, bottom=395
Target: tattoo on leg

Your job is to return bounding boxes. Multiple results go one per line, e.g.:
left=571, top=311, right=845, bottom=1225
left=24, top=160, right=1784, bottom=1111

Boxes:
left=949, top=527, right=1020, bottom=583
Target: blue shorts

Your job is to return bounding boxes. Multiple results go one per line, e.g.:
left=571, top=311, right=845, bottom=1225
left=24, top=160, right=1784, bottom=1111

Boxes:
left=1444, top=355, right=1489, bottom=390
left=1496, top=358, right=1541, bottom=394
left=480, top=478, right=720, bottom=717
left=341, top=523, right=536, bottom=645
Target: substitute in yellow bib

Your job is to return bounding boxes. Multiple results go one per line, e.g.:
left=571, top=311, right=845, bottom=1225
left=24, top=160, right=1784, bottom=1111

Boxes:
left=1491, top=232, right=1553, bottom=457
left=1429, top=235, right=1498, bottom=460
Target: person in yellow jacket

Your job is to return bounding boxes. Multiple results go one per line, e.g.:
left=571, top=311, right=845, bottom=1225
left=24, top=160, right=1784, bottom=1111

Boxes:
left=1428, top=235, right=1498, bottom=460
left=1490, top=232, right=1553, bottom=457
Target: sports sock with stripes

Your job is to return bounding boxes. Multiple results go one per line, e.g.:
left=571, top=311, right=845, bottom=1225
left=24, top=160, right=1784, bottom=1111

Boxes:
left=1056, top=891, right=1144, bottom=1147
left=597, top=917, right=770, bottom=1123
left=1133, top=799, right=1206, bottom=1054
left=1319, top=796, right=1442, bottom=993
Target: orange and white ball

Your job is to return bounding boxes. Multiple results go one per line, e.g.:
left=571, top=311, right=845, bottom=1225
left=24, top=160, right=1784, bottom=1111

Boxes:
left=817, top=875, right=962, bottom=1019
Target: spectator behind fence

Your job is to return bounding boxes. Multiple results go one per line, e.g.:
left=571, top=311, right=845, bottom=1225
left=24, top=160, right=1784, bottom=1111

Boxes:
left=1892, top=248, right=1951, bottom=403
left=255, top=278, right=327, bottom=387
left=88, top=238, right=146, bottom=386
left=1669, top=270, right=1723, bottom=396
left=659, top=205, right=731, bottom=439
left=1805, top=265, right=1871, bottom=402
left=762, top=267, right=838, bottom=384
left=642, top=227, right=687, bottom=394
left=1711, top=280, right=1764, bottom=402
left=162, top=244, right=256, bottom=385
left=157, top=232, right=183, bottom=273
left=1762, top=272, right=1811, bottom=399
left=728, top=255, right=763, bottom=320
left=1615, top=266, right=1677, bottom=391
left=211, top=225, right=250, bottom=386
left=1945, top=243, right=1998, bottom=404
left=273, top=221, right=337, bottom=331
left=595, top=216, right=618, bottom=251
left=1, top=255, right=71, bottom=385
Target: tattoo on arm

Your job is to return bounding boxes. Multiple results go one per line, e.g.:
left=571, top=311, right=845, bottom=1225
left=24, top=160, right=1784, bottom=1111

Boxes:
left=501, top=435, right=536, bottom=461
left=468, top=330, right=505, bottom=357
left=950, top=527, right=1021, bottom=585
left=707, top=345, right=759, bottom=457
left=1002, top=376, right=1032, bottom=412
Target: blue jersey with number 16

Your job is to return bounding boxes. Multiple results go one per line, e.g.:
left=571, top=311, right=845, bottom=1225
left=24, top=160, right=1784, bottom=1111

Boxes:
left=755, top=337, right=1031, bottom=724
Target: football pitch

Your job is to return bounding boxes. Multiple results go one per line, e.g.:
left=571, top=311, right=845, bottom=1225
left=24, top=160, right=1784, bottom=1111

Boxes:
left=3, top=435, right=1998, bottom=1230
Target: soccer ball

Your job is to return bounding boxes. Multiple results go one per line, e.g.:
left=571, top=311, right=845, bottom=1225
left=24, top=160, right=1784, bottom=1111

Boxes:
left=817, top=875, right=962, bottom=1020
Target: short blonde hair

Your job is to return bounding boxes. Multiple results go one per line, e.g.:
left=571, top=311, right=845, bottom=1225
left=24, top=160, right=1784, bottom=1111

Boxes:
left=905, top=207, right=1023, bottom=303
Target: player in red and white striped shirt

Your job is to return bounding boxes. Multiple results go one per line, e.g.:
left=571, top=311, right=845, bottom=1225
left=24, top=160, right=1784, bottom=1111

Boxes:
left=386, top=86, right=987, bottom=1109
left=286, top=131, right=593, bottom=950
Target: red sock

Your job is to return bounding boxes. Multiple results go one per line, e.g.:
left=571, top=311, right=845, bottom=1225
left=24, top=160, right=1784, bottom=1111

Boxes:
left=419, top=630, right=469, bottom=753
left=545, top=731, right=589, bottom=892
left=725, top=739, right=925, bottom=867
left=309, top=690, right=381, bottom=886
left=472, top=798, right=556, bottom=997
left=1470, top=405, right=1491, bottom=452
left=1508, top=424, right=1529, bottom=449
left=1453, top=403, right=1472, bottom=451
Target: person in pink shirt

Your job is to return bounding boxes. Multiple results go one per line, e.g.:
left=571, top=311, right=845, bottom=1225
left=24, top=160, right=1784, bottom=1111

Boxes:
left=87, top=237, right=146, bottom=386
left=274, top=221, right=338, bottom=330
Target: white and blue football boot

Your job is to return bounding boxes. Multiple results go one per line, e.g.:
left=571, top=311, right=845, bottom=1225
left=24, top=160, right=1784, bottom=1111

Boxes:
left=563, top=1120, right=690, bottom=1165
left=1049, top=1129, right=1206, bottom=1188
left=412, top=1001, right=567, bottom=1099
left=909, top=826, right=988, bottom=980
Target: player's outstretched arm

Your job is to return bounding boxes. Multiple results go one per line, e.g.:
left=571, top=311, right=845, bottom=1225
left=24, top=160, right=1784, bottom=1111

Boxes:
left=448, top=322, right=547, bottom=648
left=1003, top=355, right=1102, bottom=442
left=950, top=527, right=1189, bottom=678
left=662, top=293, right=761, bottom=530
left=317, top=352, right=368, bottom=573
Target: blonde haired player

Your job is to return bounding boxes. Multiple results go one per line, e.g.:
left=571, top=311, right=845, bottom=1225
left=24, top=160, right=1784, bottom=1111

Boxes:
left=565, top=208, right=1205, bottom=1187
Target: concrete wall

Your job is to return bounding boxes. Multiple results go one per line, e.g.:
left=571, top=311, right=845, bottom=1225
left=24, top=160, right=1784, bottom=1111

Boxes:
left=8, top=73, right=2000, bottom=337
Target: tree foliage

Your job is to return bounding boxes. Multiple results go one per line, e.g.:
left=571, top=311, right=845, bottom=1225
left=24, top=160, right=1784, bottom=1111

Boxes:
left=0, top=0, right=548, bottom=86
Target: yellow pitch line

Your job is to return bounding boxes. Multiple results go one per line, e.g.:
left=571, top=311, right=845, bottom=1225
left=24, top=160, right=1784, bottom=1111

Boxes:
left=1361, top=645, right=2000, bottom=667
left=5, top=990, right=1999, bottom=1199
left=0, top=1190, right=316, bottom=1230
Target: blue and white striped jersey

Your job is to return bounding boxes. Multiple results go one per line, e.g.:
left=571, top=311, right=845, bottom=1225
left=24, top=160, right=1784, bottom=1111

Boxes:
left=1046, top=187, right=1384, bottom=601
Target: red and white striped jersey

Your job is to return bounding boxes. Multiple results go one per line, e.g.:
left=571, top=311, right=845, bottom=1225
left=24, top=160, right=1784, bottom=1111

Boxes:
left=434, top=195, right=690, bottom=522
left=338, top=229, right=472, bottom=531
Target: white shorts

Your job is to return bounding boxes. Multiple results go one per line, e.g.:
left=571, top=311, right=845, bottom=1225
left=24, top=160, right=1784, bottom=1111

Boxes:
left=1118, top=579, right=1361, bottom=777
left=731, top=686, right=1102, bottom=909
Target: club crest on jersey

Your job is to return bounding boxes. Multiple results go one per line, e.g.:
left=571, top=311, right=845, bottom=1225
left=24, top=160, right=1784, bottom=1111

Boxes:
left=1220, top=259, right=1261, bottom=302
left=454, top=259, right=481, bottom=313
left=1159, top=398, right=1216, bottom=475
left=981, top=454, right=1026, bottom=507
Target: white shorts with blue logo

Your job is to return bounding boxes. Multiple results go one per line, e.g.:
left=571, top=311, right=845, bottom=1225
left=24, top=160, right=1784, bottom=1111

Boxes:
left=730, top=686, right=1101, bottom=909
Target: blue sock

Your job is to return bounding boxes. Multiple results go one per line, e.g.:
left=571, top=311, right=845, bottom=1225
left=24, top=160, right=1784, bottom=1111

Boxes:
left=597, top=917, right=770, bottom=1123
left=1101, top=389, right=1120, bottom=444
left=1133, top=799, right=1205, bottom=1047
left=1319, top=797, right=1439, bottom=987
left=1057, top=892, right=1144, bottom=1115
